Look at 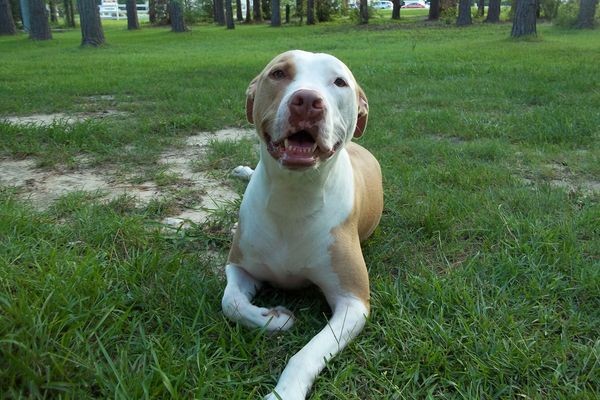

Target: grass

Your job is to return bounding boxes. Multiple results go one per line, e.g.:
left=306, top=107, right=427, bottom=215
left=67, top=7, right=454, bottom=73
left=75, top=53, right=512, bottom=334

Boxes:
left=1, top=17, right=599, bottom=399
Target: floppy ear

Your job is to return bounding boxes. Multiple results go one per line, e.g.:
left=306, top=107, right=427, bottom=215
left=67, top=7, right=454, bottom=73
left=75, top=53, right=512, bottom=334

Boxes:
left=354, top=87, right=369, bottom=138
left=245, top=77, right=258, bottom=124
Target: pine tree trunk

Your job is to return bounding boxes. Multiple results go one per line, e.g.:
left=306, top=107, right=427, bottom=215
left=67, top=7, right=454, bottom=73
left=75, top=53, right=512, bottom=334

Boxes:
left=428, top=0, right=440, bottom=19
left=29, top=0, right=52, bottom=40
left=225, top=0, right=234, bottom=28
left=215, top=0, right=225, bottom=25
left=307, top=0, right=314, bottom=24
left=236, top=0, right=243, bottom=20
left=253, top=0, right=261, bottom=21
left=359, top=0, right=368, bottom=24
left=0, top=0, right=16, bottom=35
left=77, top=0, right=105, bottom=45
left=457, top=0, right=472, bottom=25
left=511, top=0, right=536, bottom=37
left=245, top=0, right=251, bottom=22
left=169, top=0, right=187, bottom=31
left=126, top=0, right=140, bottom=29
left=64, top=0, right=76, bottom=27
left=392, top=0, right=400, bottom=19
left=485, top=0, right=500, bottom=22
left=271, top=0, right=280, bottom=25
left=49, top=0, right=58, bottom=22
left=149, top=0, right=156, bottom=23
left=575, top=0, right=598, bottom=28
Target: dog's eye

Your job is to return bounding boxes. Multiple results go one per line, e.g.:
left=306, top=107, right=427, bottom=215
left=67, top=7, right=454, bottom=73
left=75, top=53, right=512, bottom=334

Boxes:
left=334, top=78, right=348, bottom=87
left=270, top=69, right=286, bottom=80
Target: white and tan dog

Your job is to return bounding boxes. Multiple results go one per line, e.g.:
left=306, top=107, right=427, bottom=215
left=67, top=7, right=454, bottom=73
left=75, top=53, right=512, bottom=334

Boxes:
left=221, top=50, right=383, bottom=399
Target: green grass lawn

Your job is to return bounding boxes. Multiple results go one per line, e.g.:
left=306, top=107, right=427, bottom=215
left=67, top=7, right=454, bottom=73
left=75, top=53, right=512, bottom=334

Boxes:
left=1, top=18, right=599, bottom=399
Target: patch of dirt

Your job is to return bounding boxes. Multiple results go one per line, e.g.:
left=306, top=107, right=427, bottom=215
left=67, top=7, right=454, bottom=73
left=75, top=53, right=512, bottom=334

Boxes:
left=0, top=128, right=256, bottom=228
left=519, top=162, right=600, bottom=196
left=2, top=110, right=127, bottom=126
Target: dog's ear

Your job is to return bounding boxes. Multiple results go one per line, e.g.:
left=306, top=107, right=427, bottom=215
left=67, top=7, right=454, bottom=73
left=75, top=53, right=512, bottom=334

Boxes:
left=245, top=77, right=258, bottom=124
left=354, top=87, right=369, bottom=138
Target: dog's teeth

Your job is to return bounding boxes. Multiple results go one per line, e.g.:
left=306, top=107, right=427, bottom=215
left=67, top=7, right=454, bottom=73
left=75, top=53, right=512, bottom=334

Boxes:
left=284, top=139, right=290, bottom=149
left=311, top=144, right=318, bottom=153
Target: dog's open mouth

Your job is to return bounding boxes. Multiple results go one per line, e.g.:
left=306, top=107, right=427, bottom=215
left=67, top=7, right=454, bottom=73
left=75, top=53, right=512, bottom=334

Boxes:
left=266, top=130, right=340, bottom=168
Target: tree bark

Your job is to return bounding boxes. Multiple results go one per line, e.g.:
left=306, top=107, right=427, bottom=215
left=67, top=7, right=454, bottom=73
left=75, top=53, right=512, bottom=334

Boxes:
left=575, top=0, right=598, bottom=28
left=511, top=0, right=536, bottom=37
left=271, top=0, right=280, bottom=25
left=64, top=0, right=76, bottom=27
left=307, top=0, right=314, bottom=24
left=477, top=0, right=484, bottom=16
left=392, top=0, right=401, bottom=19
left=29, top=0, right=52, bottom=40
left=0, top=0, right=16, bottom=35
left=428, top=0, right=440, bottom=19
left=126, top=0, right=140, bottom=29
left=485, top=0, right=500, bottom=22
left=225, top=0, right=234, bottom=28
left=456, top=0, right=472, bottom=25
left=169, top=0, right=187, bottom=31
left=252, top=0, right=261, bottom=21
left=77, top=0, right=105, bottom=45
left=49, top=0, right=58, bottom=22
left=149, top=0, right=156, bottom=23
left=245, top=0, right=251, bottom=22
left=359, top=0, right=368, bottom=24
left=236, top=0, right=243, bottom=20
left=215, top=0, right=225, bottom=25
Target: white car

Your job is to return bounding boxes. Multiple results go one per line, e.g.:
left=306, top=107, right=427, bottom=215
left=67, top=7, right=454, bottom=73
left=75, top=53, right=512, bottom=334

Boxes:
left=372, top=1, right=394, bottom=9
left=402, top=0, right=429, bottom=8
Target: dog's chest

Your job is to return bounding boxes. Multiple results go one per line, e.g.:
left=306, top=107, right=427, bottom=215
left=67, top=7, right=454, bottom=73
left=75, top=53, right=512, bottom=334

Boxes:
left=238, top=212, right=338, bottom=288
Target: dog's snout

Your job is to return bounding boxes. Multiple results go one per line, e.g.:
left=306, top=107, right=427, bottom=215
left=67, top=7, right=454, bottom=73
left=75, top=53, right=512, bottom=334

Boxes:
left=289, top=90, right=325, bottom=119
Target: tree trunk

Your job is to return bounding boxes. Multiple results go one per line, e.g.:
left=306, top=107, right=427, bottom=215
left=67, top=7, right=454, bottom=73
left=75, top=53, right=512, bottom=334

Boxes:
left=271, top=0, right=280, bottom=25
left=215, top=0, right=225, bottom=25
left=77, top=0, right=105, bottom=45
left=225, top=0, right=234, bottom=28
left=28, top=0, right=52, bottom=40
left=359, top=0, right=368, bottom=24
left=485, top=0, right=500, bottom=22
left=169, top=0, right=187, bottom=31
left=49, top=0, right=58, bottom=22
left=307, top=0, right=314, bottom=24
left=253, top=0, right=261, bottom=21
left=457, top=0, right=472, bottom=25
left=296, top=0, right=303, bottom=23
left=126, top=0, right=140, bottom=29
left=428, top=0, right=440, bottom=19
left=245, top=0, right=251, bottom=22
left=511, top=0, right=536, bottom=37
left=149, top=0, right=156, bottom=23
left=236, top=0, right=243, bottom=20
left=0, top=0, right=16, bottom=35
left=477, top=0, right=484, bottom=16
left=64, top=0, right=76, bottom=27
left=392, top=0, right=401, bottom=19
left=510, top=0, right=537, bottom=38
left=575, top=0, right=598, bottom=28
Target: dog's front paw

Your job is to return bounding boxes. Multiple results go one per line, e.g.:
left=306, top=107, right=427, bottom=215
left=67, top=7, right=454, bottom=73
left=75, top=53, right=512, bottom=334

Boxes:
left=261, top=306, right=295, bottom=332
left=264, top=391, right=303, bottom=400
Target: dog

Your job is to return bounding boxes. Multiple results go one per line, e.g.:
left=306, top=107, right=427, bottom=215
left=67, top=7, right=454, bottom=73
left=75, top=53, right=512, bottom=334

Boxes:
left=221, top=50, right=383, bottom=399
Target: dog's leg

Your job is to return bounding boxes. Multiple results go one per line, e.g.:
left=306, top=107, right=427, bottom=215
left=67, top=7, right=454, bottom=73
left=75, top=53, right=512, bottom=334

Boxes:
left=265, top=296, right=368, bottom=400
left=222, top=264, right=294, bottom=331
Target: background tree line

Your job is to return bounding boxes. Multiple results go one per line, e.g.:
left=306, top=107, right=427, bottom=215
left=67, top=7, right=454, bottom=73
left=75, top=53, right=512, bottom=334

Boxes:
left=1, top=0, right=598, bottom=42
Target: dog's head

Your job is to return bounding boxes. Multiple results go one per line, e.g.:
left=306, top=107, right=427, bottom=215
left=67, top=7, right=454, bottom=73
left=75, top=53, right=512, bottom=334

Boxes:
left=246, top=50, right=368, bottom=170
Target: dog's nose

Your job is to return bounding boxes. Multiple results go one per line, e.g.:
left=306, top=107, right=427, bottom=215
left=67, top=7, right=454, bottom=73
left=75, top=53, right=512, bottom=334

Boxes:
left=289, top=90, right=324, bottom=119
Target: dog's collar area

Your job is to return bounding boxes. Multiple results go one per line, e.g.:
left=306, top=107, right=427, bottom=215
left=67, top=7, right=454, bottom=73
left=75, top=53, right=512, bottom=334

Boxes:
left=264, top=130, right=340, bottom=169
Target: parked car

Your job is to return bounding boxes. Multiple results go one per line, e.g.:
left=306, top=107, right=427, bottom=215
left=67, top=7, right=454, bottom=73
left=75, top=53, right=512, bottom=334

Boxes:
left=402, top=0, right=429, bottom=8
left=372, top=1, right=393, bottom=9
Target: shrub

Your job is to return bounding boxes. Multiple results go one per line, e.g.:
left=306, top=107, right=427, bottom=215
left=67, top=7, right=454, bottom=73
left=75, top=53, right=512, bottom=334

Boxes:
left=554, top=0, right=579, bottom=27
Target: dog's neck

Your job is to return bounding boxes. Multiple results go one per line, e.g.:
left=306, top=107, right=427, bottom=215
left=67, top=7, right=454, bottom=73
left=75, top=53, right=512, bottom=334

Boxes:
left=255, top=145, right=353, bottom=218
